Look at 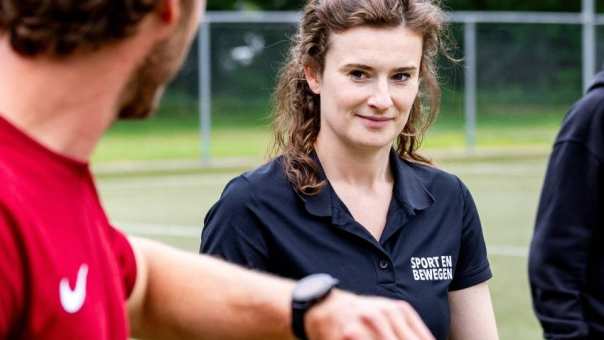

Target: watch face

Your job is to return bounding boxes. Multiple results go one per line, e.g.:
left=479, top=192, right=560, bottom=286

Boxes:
left=293, top=274, right=339, bottom=301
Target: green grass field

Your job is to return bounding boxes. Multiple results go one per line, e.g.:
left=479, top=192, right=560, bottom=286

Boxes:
left=97, top=156, right=549, bottom=340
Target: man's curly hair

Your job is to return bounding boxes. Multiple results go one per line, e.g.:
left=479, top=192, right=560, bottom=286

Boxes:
left=0, top=0, right=160, bottom=56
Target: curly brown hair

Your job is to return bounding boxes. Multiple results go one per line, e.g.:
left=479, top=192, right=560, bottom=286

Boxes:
left=0, top=0, right=160, bottom=56
left=272, top=0, right=449, bottom=195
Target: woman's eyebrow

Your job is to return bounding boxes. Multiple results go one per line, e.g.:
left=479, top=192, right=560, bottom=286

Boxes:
left=340, top=64, right=418, bottom=73
left=393, top=66, right=418, bottom=73
left=340, top=63, right=373, bottom=71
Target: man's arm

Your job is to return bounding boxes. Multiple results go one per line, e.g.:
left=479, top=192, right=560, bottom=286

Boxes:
left=127, top=237, right=434, bottom=340
left=448, top=282, right=498, bottom=340
left=528, top=141, right=601, bottom=339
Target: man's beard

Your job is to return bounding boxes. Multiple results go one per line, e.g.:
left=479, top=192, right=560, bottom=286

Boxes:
left=117, top=38, right=175, bottom=120
left=116, top=0, right=198, bottom=120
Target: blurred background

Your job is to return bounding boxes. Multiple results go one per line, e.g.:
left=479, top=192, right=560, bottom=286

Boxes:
left=96, top=1, right=604, bottom=339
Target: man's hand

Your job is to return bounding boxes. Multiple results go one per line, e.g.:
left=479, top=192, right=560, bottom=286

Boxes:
left=306, top=291, right=434, bottom=340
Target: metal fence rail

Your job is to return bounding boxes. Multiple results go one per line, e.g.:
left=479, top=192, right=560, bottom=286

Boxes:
left=198, top=2, right=603, bottom=160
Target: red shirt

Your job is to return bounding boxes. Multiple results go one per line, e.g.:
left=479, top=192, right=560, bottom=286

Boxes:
left=0, top=116, right=137, bottom=339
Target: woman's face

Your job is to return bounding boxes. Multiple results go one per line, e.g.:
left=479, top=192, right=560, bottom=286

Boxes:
left=306, top=24, right=423, bottom=151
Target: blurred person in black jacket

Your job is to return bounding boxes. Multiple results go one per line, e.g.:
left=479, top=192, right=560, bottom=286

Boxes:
left=529, top=71, right=604, bottom=339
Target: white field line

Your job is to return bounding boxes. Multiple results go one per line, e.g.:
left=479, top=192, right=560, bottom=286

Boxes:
left=443, top=164, right=545, bottom=177
left=487, top=245, right=528, bottom=258
left=118, top=222, right=201, bottom=238
left=99, top=174, right=236, bottom=191
left=117, top=222, right=529, bottom=258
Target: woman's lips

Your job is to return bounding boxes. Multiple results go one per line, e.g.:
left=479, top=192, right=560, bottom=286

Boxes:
left=355, top=114, right=394, bottom=128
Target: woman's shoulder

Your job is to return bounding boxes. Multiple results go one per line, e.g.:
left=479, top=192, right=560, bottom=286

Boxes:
left=240, top=156, right=290, bottom=189
left=241, top=156, right=286, bottom=182
left=405, top=159, right=463, bottom=185
left=206, top=158, right=286, bottom=223
left=402, top=159, right=470, bottom=200
left=220, top=156, right=291, bottom=201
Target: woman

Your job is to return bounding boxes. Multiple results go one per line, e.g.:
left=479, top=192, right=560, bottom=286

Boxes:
left=200, top=0, right=498, bottom=339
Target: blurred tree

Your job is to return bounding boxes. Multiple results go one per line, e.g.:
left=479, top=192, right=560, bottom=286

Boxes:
left=207, top=0, right=238, bottom=10
left=207, top=0, right=303, bottom=10
left=228, top=0, right=585, bottom=12
left=247, top=0, right=304, bottom=10
left=444, top=0, right=580, bottom=11
left=206, top=0, right=598, bottom=12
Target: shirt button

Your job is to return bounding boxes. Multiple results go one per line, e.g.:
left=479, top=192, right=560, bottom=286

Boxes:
left=379, top=259, right=389, bottom=270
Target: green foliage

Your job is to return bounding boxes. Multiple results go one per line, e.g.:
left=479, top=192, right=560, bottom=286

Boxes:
left=245, top=0, right=304, bottom=10
left=207, top=0, right=238, bottom=10
left=209, top=23, right=296, bottom=100
left=205, top=0, right=594, bottom=12
left=441, top=0, right=580, bottom=12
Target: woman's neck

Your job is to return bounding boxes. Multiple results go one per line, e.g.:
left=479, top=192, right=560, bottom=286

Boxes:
left=314, top=132, right=393, bottom=190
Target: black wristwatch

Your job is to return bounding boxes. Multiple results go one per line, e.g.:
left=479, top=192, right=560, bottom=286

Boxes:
left=291, top=273, right=339, bottom=340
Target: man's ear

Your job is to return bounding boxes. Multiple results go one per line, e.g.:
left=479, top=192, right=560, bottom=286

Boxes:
left=303, top=64, right=321, bottom=95
left=157, top=0, right=181, bottom=25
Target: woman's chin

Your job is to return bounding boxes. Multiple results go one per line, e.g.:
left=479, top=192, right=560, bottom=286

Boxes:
left=344, top=137, right=394, bottom=152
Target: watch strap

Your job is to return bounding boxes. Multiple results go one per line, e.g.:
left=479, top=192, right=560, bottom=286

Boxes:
left=292, top=300, right=310, bottom=340
left=291, top=274, right=338, bottom=340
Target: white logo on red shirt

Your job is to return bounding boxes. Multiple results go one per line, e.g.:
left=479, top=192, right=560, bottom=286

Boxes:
left=59, top=264, right=88, bottom=314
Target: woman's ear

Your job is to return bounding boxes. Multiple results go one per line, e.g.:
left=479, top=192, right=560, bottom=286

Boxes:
left=303, top=64, right=321, bottom=95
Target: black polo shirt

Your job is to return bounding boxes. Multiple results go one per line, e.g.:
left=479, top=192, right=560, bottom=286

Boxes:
left=200, top=151, right=492, bottom=340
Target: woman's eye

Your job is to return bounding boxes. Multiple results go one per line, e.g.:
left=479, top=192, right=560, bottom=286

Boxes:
left=349, top=70, right=367, bottom=80
left=392, top=73, right=411, bottom=81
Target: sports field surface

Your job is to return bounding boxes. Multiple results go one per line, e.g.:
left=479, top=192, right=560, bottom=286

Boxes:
left=97, top=154, right=550, bottom=340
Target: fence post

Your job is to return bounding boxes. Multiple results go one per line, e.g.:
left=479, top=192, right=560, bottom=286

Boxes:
left=199, top=20, right=212, bottom=163
left=464, top=20, right=477, bottom=153
left=583, top=0, right=596, bottom=93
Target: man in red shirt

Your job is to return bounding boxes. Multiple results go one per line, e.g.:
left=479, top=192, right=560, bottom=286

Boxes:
left=0, top=1, right=434, bottom=339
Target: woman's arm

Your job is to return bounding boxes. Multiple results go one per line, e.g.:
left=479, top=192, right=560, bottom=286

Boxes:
left=448, top=282, right=498, bottom=340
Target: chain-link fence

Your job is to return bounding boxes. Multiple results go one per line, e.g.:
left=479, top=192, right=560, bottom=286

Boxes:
left=160, top=8, right=604, bottom=160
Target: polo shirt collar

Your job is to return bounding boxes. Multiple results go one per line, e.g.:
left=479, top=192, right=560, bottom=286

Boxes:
left=300, top=149, right=434, bottom=218
left=300, top=152, right=332, bottom=217
left=389, top=149, right=434, bottom=212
